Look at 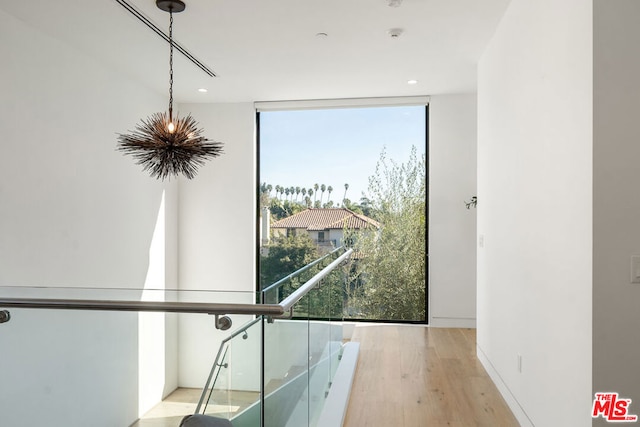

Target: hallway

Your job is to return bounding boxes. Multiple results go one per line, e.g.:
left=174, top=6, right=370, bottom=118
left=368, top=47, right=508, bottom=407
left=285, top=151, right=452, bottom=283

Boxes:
left=344, top=325, right=518, bottom=427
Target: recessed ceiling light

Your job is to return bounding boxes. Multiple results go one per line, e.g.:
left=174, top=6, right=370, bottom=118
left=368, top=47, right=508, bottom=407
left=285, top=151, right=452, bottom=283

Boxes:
left=198, top=88, right=208, bottom=93
left=407, top=80, right=418, bottom=85
left=387, top=28, right=404, bottom=38
left=316, top=32, right=328, bottom=38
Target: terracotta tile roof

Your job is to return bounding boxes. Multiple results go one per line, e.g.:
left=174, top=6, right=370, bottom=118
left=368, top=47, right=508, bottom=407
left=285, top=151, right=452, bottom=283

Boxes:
left=271, top=208, right=380, bottom=231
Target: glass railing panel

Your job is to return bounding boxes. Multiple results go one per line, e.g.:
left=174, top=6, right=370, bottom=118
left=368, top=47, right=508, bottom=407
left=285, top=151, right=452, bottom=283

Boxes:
left=312, top=271, right=348, bottom=426
left=0, top=286, right=258, bottom=427
left=0, top=246, right=354, bottom=427
left=199, top=317, right=262, bottom=426
left=259, top=248, right=350, bottom=427
left=0, top=307, right=170, bottom=427
left=262, top=302, right=310, bottom=427
left=307, top=281, right=331, bottom=427
left=326, top=267, right=346, bottom=411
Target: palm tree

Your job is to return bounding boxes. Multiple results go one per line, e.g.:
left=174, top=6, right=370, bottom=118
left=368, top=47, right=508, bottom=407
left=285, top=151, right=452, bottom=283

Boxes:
left=313, top=184, right=319, bottom=204
left=259, top=183, right=269, bottom=207
left=308, top=189, right=314, bottom=205
left=327, top=185, right=333, bottom=205
left=343, top=183, right=349, bottom=205
left=284, top=187, right=290, bottom=200
left=301, top=188, right=307, bottom=200
left=275, top=185, right=281, bottom=200
left=289, top=186, right=295, bottom=202
left=320, top=184, right=326, bottom=205
left=267, top=184, right=273, bottom=197
left=295, top=186, right=301, bottom=202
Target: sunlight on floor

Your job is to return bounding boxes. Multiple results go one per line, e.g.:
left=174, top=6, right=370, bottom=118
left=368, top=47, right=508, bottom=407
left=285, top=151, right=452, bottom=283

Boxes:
left=132, top=388, right=258, bottom=427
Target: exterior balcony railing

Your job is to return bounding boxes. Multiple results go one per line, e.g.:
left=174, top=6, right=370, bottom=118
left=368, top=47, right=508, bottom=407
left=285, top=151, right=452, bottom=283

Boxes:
left=313, top=239, right=337, bottom=247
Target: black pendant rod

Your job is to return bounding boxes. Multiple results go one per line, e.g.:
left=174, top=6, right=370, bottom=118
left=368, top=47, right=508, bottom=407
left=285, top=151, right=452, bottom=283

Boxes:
left=114, top=0, right=216, bottom=78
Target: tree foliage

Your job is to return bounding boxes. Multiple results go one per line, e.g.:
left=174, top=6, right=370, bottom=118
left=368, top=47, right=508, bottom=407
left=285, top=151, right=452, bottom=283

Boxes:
left=260, top=233, right=319, bottom=289
left=260, top=181, right=352, bottom=211
left=260, top=145, right=427, bottom=322
left=348, top=146, right=426, bottom=321
left=260, top=233, right=345, bottom=318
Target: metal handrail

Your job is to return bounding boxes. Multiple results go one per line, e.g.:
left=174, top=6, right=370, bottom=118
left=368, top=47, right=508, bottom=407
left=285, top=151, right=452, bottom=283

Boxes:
left=261, top=246, right=344, bottom=294
left=0, top=298, right=283, bottom=316
left=280, top=249, right=352, bottom=311
left=0, top=249, right=353, bottom=324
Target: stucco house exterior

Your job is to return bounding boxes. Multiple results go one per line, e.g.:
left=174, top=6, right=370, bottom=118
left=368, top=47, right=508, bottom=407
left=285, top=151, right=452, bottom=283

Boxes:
left=269, top=208, right=380, bottom=251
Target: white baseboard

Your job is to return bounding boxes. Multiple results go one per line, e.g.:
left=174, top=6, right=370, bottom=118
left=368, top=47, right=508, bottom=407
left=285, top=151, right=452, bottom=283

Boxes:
left=476, top=344, right=534, bottom=427
left=429, top=317, right=476, bottom=328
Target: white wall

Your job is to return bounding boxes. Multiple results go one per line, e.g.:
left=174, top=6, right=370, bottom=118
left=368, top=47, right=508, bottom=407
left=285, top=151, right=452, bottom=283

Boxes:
left=429, top=94, right=478, bottom=327
left=477, top=0, right=592, bottom=426
left=593, top=2, right=640, bottom=425
left=175, top=97, right=479, bottom=361
left=176, top=102, right=257, bottom=387
left=0, top=8, right=177, bottom=426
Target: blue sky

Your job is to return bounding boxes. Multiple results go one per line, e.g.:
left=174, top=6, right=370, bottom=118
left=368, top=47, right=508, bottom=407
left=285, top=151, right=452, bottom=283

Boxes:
left=259, top=105, right=426, bottom=205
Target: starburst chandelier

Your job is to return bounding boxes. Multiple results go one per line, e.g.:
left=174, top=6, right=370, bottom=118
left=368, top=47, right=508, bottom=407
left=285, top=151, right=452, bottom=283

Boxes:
left=117, top=0, right=223, bottom=180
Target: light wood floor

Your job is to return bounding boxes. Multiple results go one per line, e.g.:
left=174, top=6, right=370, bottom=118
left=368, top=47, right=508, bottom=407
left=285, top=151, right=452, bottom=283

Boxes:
left=343, top=325, right=519, bottom=427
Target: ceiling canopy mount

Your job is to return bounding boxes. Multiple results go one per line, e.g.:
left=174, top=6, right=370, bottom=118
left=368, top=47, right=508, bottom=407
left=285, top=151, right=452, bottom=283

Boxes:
left=156, top=0, right=185, bottom=13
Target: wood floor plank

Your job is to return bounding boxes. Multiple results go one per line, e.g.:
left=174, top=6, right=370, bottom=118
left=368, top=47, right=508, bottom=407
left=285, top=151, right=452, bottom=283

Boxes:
left=344, top=325, right=519, bottom=427
left=345, top=325, right=405, bottom=426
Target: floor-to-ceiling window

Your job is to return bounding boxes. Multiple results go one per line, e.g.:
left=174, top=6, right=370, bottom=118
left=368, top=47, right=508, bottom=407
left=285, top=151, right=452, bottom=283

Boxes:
left=257, top=99, right=428, bottom=323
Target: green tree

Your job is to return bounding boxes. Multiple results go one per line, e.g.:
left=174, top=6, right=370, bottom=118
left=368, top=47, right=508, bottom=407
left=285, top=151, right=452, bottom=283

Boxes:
left=269, top=199, right=306, bottom=221
left=260, top=234, right=346, bottom=318
left=358, top=196, right=373, bottom=217
left=259, top=183, right=270, bottom=208
left=349, top=146, right=426, bottom=321
left=260, top=233, right=319, bottom=289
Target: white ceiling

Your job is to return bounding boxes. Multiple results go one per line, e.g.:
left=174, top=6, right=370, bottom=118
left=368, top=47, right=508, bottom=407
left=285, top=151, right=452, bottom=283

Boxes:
left=1, top=0, right=510, bottom=103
